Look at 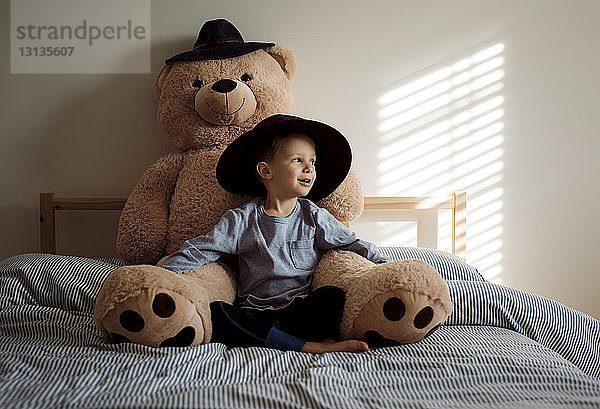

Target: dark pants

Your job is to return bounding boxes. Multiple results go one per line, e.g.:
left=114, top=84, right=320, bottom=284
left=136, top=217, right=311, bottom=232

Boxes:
left=210, top=286, right=346, bottom=350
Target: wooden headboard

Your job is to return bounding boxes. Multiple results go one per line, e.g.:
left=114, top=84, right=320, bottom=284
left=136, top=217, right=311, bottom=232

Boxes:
left=40, top=192, right=466, bottom=260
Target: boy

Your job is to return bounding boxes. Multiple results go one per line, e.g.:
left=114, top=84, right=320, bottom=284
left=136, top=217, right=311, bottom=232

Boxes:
left=160, top=114, right=390, bottom=353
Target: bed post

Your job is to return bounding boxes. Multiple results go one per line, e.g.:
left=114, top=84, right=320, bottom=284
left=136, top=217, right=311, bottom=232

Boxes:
left=40, top=192, right=56, bottom=254
left=452, top=191, right=467, bottom=261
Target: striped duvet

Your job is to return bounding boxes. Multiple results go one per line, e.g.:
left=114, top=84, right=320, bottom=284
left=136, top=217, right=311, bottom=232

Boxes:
left=0, top=250, right=599, bottom=408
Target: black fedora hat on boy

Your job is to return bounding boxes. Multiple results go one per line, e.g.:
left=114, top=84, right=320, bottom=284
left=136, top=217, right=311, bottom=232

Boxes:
left=216, top=114, right=352, bottom=202
left=165, top=19, right=275, bottom=64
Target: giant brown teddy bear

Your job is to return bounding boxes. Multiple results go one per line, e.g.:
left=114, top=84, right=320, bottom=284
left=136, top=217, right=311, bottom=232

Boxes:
left=93, top=19, right=451, bottom=348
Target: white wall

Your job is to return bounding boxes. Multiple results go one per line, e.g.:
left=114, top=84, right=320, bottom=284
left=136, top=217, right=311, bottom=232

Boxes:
left=1, top=0, right=598, bottom=319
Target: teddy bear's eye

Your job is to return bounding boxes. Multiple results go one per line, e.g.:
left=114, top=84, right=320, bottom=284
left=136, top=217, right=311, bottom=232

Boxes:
left=241, top=73, right=252, bottom=82
left=192, top=79, right=204, bottom=88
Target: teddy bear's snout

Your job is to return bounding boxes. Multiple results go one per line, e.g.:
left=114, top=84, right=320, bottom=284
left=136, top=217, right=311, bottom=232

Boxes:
left=194, top=79, right=257, bottom=126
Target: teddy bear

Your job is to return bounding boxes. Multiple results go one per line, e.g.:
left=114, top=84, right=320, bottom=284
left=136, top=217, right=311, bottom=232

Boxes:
left=314, top=251, right=452, bottom=346
left=93, top=19, right=451, bottom=348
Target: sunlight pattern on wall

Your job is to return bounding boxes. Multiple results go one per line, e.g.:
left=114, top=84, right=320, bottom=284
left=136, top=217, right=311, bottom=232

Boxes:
left=376, top=43, right=505, bottom=283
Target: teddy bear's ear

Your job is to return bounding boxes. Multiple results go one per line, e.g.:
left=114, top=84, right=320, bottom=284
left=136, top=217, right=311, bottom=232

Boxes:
left=266, top=44, right=297, bottom=81
left=154, top=64, right=174, bottom=100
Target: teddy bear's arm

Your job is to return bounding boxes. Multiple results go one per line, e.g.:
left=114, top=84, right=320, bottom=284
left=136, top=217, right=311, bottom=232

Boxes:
left=116, top=153, right=185, bottom=264
left=316, top=170, right=364, bottom=224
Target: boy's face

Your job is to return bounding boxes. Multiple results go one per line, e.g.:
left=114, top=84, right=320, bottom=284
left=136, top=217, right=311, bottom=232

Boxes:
left=259, top=133, right=317, bottom=199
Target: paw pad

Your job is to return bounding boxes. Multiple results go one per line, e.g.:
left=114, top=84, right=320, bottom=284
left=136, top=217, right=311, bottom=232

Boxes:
left=383, top=297, right=406, bottom=321
left=159, top=326, right=196, bottom=347
left=414, top=306, right=434, bottom=329
left=110, top=332, right=132, bottom=344
left=119, top=310, right=145, bottom=332
left=352, top=289, right=446, bottom=346
left=152, top=293, right=176, bottom=318
left=101, top=288, right=205, bottom=348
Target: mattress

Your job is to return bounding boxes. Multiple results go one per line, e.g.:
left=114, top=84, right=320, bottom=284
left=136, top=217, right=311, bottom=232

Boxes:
left=0, top=250, right=599, bottom=408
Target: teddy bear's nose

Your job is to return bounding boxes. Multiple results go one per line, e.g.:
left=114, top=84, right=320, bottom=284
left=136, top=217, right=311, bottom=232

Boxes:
left=211, top=79, right=237, bottom=93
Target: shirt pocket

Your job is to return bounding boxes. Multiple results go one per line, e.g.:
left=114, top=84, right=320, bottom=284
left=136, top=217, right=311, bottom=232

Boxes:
left=289, top=240, right=318, bottom=271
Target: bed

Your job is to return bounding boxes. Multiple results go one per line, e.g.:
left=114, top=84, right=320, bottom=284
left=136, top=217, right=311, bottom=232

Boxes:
left=0, top=192, right=598, bottom=408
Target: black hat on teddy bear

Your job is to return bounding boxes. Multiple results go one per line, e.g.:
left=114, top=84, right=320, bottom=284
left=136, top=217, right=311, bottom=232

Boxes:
left=165, top=19, right=275, bottom=64
left=216, top=114, right=353, bottom=202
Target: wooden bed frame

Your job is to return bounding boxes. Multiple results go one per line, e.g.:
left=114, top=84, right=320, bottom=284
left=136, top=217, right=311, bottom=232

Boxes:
left=40, top=192, right=467, bottom=260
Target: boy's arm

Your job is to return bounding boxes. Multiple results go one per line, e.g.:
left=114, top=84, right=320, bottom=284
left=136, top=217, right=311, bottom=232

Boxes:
left=336, top=238, right=390, bottom=264
left=160, top=209, right=243, bottom=273
left=314, top=208, right=390, bottom=264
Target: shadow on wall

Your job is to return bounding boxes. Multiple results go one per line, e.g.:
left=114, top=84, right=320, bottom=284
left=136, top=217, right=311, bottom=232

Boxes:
left=375, top=39, right=505, bottom=284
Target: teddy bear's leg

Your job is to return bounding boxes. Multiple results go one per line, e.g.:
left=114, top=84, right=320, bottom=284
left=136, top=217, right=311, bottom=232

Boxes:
left=100, top=285, right=205, bottom=347
left=313, top=250, right=453, bottom=347
left=93, top=261, right=236, bottom=347
left=350, top=287, right=448, bottom=346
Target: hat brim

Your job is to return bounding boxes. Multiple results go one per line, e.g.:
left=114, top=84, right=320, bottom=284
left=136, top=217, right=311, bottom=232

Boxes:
left=216, top=116, right=352, bottom=203
left=165, top=42, right=275, bottom=64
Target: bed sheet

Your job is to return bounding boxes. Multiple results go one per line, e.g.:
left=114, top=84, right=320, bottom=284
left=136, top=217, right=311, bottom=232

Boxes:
left=0, top=252, right=599, bottom=409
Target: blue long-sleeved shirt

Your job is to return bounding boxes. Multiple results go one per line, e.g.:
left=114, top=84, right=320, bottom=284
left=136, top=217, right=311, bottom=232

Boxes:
left=160, top=198, right=390, bottom=310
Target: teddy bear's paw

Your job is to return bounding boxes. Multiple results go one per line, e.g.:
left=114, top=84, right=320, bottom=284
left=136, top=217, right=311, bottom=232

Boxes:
left=102, top=287, right=206, bottom=348
left=351, top=288, right=446, bottom=347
